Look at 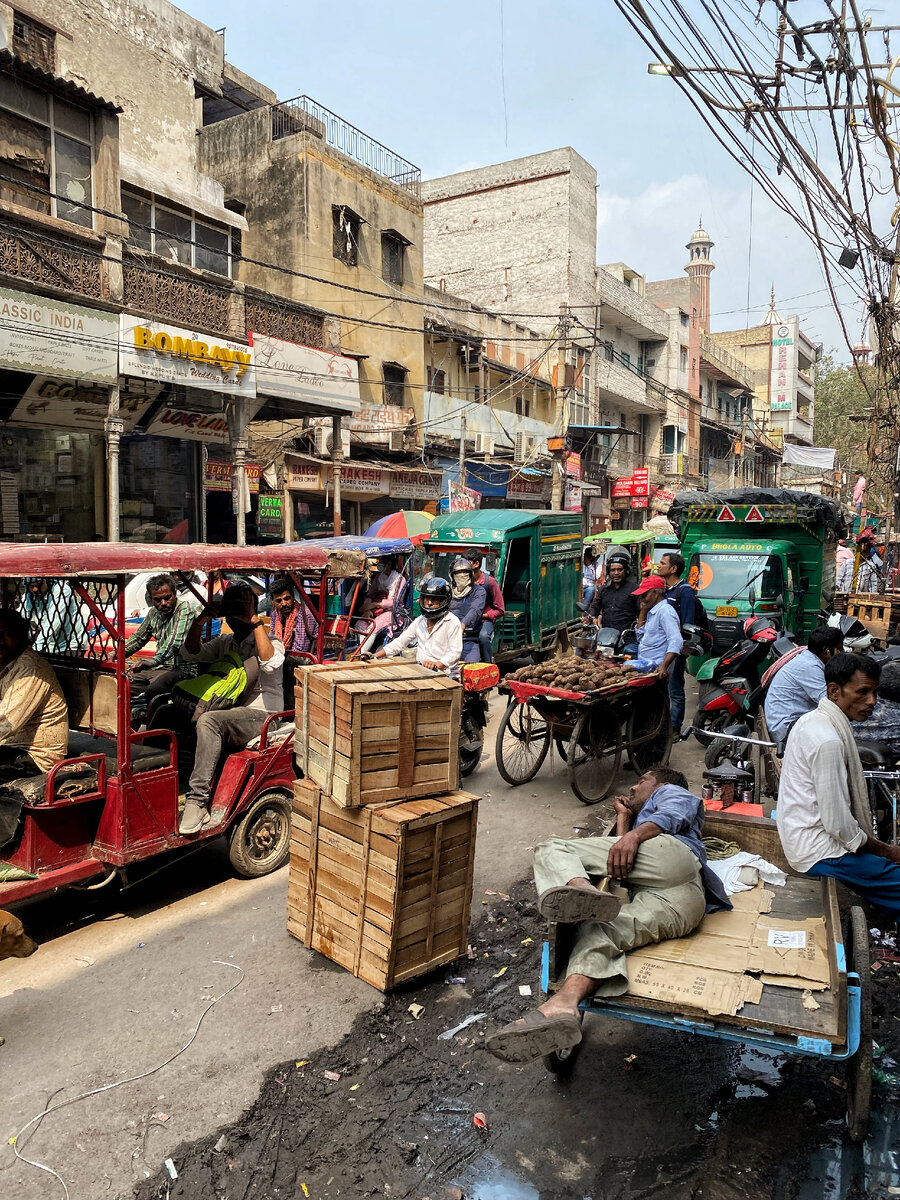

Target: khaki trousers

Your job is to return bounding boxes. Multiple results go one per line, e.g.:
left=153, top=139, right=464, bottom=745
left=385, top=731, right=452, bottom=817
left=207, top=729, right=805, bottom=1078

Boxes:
left=533, top=834, right=707, bottom=997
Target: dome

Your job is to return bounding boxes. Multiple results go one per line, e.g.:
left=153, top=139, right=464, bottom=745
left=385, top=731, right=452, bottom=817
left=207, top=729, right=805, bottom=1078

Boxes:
left=689, top=226, right=712, bottom=243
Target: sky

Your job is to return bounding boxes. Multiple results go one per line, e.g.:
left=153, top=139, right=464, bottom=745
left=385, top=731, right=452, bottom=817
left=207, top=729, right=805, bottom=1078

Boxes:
left=184, top=0, right=869, bottom=360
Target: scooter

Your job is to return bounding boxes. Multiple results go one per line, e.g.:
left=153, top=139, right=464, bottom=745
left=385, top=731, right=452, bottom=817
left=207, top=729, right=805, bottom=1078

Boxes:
left=693, top=617, right=781, bottom=744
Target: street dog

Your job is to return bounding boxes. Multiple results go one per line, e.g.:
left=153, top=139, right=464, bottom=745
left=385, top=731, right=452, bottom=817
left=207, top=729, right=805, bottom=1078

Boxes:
left=0, top=910, right=37, bottom=960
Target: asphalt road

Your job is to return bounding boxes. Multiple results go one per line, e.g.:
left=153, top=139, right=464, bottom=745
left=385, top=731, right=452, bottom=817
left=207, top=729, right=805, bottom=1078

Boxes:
left=1, top=690, right=703, bottom=1200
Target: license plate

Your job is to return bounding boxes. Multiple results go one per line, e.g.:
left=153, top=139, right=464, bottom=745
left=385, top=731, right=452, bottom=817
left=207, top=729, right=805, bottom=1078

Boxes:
left=716, top=605, right=739, bottom=618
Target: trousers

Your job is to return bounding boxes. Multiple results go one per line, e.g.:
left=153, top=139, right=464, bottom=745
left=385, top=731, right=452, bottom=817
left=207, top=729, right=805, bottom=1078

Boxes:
left=479, top=620, right=495, bottom=663
left=533, top=833, right=706, bottom=997
left=186, top=707, right=267, bottom=810
left=668, top=657, right=686, bottom=729
left=807, top=852, right=900, bottom=920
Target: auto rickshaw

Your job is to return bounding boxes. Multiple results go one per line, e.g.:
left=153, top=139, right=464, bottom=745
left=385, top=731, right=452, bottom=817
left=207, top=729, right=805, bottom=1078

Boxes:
left=0, top=541, right=366, bottom=905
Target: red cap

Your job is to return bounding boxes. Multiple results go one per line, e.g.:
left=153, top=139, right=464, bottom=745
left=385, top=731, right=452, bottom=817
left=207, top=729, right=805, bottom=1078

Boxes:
left=633, top=574, right=667, bottom=596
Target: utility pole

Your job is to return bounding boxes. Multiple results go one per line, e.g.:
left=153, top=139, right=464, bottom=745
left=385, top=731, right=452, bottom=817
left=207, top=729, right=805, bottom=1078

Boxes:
left=459, top=410, right=467, bottom=503
left=331, top=414, right=343, bottom=536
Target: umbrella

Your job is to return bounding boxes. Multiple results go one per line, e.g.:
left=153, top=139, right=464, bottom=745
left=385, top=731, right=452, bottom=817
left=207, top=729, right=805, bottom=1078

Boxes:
left=364, top=510, right=433, bottom=546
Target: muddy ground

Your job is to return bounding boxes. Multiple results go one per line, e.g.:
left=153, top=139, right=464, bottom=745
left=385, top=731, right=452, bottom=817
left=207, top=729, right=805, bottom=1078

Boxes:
left=131, top=855, right=900, bottom=1200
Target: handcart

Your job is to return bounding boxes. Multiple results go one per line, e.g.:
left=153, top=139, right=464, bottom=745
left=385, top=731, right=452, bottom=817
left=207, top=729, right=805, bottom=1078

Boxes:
left=495, top=673, right=672, bottom=804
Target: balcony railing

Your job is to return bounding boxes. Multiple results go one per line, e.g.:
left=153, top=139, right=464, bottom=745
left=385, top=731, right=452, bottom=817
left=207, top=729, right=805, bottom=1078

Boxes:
left=270, top=95, right=421, bottom=196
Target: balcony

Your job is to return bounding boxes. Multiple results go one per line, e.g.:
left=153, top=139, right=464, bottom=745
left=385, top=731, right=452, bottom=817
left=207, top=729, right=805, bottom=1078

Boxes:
left=700, top=331, right=754, bottom=390
left=770, top=406, right=814, bottom=446
left=596, top=356, right=666, bottom=413
left=596, top=268, right=669, bottom=340
left=270, top=96, right=421, bottom=196
left=423, top=391, right=552, bottom=451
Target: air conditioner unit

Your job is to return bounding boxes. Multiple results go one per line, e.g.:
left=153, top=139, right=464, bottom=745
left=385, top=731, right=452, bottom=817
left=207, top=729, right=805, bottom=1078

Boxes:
left=389, top=430, right=406, bottom=452
left=314, top=425, right=350, bottom=457
left=514, top=432, right=537, bottom=463
left=473, top=433, right=494, bottom=455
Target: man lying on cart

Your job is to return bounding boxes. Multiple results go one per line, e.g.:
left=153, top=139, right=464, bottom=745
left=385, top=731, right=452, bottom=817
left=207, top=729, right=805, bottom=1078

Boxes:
left=486, top=762, right=731, bottom=1064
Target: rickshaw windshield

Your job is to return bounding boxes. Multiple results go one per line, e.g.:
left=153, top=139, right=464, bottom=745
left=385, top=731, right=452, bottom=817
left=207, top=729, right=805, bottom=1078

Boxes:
left=427, top=547, right=500, bottom=582
left=689, top=553, right=784, bottom=601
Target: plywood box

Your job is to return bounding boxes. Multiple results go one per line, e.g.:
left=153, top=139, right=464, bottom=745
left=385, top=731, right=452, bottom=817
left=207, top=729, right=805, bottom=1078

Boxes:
left=287, top=779, right=478, bottom=990
left=295, top=661, right=462, bottom=807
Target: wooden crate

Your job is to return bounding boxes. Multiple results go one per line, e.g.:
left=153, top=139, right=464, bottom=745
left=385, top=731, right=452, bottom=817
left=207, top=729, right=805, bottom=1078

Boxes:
left=846, top=594, right=893, bottom=642
left=287, top=779, right=478, bottom=989
left=295, top=661, right=462, bottom=807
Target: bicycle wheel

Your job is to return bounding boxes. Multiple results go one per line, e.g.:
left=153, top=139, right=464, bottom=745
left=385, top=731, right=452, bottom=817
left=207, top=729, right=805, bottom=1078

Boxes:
left=495, top=701, right=552, bottom=786
left=567, top=705, right=622, bottom=804
left=626, top=687, right=672, bottom=774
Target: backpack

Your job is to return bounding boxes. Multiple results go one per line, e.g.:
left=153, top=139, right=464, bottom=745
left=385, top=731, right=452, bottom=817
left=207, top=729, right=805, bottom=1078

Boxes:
left=172, top=651, right=248, bottom=722
left=668, top=580, right=709, bottom=633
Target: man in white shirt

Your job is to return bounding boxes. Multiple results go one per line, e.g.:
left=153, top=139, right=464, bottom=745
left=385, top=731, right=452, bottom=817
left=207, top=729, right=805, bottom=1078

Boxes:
left=178, top=583, right=285, bottom=834
left=777, top=652, right=900, bottom=920
left=376, top=575, right=463, bottom=676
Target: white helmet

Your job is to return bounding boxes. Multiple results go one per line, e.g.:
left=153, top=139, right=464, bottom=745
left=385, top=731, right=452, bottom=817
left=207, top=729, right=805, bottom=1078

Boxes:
left=826, top=612, right=873, bottom=653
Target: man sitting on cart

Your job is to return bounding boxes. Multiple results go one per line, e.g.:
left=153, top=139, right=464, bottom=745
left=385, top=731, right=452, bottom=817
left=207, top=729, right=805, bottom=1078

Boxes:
left=375, top=575, right=462, bottom=676
left=126, top=574, right=197, bottom=704
left=486, top=763, right=730, bottom=1064
left=178, top=582, right=285, bottom=835
left=620, top=574, right=683, bottom=680
left=0, top=610, right=68, bottom=783
left=777, top=652, right=900, bottom=920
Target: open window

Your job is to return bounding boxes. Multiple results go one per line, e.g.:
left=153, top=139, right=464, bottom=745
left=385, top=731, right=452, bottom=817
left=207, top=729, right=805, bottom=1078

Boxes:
left=332, top=204, right=362, bottom=267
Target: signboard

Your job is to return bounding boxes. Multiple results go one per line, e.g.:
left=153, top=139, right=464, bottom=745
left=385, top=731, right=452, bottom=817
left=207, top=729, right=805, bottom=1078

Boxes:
left=564, top=452, right=582, bottom=479
left=257, top=493, right=283, bottom=538
left=0, top=286, right=119, bottom=383
left=311, top=403, right=413, bottom=444
left=465, top=462, right=509, bottom=498
left=389, top=468, right=442, bottom=500
left=650, top=487, right=675, bottom=513
left=252, top=334, right=360, bottom=412
left=631, top=496, right=648, bottom=510
left=11, top=375, right=158, bottom=433
left=565, top=480, right=583, bottom=511
left=746, top=505, right=765, bottom=522
left=204, top=460, right=261, bottom=493
left=769, top=321, right=797, bottom=412
left=718, top=505, right=736, bottom=522
left=449, top=480, right=481, bottom=511
left=631, top=467, right=650, bottom=498
left=507, top=472, right=551, bottom=501
left=328, top=464, right=389, bottom=495
left=285, top=457, right=323, bottom=491
left=612, top=476, right=633, bottom=499
left=119, top=315, right=256, bottom=397
left=146, top=405, right=231, bottom=443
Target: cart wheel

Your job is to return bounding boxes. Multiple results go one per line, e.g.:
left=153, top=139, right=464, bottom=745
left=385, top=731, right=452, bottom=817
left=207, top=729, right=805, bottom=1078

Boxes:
left=495, top=701, right=551, bottom=786
left=626, top=689, right=672, bottom=774
left=568, top=706, right=622, bottom=804
left=554, top=735, right=569, bottom=762
left=543, top=1038, right=582, bottom=1077
left=846, top=905, right=872, bottom=1143
left=228, top=789, right=292, bottom=878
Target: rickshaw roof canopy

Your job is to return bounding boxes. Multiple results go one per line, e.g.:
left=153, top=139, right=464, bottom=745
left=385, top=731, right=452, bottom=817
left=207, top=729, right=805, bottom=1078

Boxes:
left=427, top=510, right=551, bottom=539
left=305, top=535, right=415, bottom=556
left=585, top=529, right=656, bottom=546
left=0, top=542, right=368, bottom=579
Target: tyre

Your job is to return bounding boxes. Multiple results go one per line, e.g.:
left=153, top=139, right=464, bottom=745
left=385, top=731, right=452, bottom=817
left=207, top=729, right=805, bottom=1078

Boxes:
left=704, top=736, right=734, bottom=771
left=846, top=905, right=872, bottom=1143
left=495, top=701, right=551, bottom=786
left=554, top=735, right=569, bottom=762
left=543, top=1038, right=582, bottom=1077
left=459, top=741, right=483, bottom=778
left=692, top=709, right=733, bottom=748
left=567, top=705, right=622, bottom=805
left=228, top=789, right=292, bottom=878
left=626, top=688, right=672, bottom=774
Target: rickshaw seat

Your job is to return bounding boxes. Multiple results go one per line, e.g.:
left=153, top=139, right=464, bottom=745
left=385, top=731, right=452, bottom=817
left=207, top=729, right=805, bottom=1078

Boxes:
left=66, top=731, right=171, bottom=774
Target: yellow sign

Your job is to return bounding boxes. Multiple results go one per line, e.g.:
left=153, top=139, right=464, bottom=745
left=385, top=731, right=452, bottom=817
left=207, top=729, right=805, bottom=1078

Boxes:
left=132, top=325, right=252, bottom=377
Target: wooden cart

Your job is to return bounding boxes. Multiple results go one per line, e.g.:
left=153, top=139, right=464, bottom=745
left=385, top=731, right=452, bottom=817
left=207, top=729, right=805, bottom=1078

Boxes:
left=494, top=674, right=672, bottom=804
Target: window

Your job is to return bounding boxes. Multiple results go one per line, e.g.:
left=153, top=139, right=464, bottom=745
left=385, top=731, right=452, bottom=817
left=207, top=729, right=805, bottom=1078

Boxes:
left=333, top=205, right=360, bottom=267
left=620, top=351, right=631, bottom=370
left=121, top=190, right=233, bottom=276
left=662, top=424, right=676, bottom=455
left=0, top=74, right=92, bottom=226
left=427, top=366, right=445, bottom=394
left=679, top=346, right=688, bottom=372
left=381, top=231, right=405, bottom=286
left=515, top=393, right=533, bottom=418
left=603, top=343, right=614, bottom=362
left=383, top=364, right=407, bottom=406
left=12, top=12, right=55, bottom=73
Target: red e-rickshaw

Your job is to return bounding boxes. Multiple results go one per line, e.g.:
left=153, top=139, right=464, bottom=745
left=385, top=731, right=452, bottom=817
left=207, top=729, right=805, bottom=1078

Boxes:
left=0, top=542, right=366, bottom=905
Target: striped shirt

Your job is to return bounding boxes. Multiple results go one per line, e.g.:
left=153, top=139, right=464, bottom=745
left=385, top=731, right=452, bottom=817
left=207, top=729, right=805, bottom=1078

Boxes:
left=125, top=600, right=196, bottom=669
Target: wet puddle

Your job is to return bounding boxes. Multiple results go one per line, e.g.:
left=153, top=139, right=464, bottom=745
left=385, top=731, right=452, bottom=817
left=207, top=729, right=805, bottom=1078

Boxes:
left=454, top=1157, right=541, bottom=1199
left=798, top=1105, right=900, bottom=1198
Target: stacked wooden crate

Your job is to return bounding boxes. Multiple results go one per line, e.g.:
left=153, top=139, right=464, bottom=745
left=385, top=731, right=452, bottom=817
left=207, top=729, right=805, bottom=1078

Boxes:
left=288, top=661, right=479, bottom=990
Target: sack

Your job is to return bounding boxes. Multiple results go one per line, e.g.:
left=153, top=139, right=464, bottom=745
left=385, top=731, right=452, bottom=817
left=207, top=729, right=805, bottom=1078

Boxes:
left=173, top=651, right=247, bottom=722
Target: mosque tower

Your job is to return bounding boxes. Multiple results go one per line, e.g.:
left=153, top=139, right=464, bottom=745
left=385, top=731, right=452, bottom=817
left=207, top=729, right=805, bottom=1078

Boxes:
left=685, top=221, right=715, bottom=332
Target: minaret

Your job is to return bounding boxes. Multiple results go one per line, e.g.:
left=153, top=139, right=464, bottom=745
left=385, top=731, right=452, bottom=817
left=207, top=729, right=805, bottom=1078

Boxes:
left=761, top=284, right=783, bottom=326
left=685, top=220, right=715, bottom=332
left=852, top=302, right=871, bottom=365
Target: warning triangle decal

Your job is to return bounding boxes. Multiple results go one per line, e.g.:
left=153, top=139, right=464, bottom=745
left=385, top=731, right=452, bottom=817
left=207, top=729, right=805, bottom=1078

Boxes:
left=717, top=505, right=736, bottom=522
left=746, top=506, right=765, bottom=522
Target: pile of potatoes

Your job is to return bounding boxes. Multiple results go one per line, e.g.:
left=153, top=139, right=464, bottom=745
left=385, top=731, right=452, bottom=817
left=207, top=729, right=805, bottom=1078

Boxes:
left=507, top=656, right=627, bottom=693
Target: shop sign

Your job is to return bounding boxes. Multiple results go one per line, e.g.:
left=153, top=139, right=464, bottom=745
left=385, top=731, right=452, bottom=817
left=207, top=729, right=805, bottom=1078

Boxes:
left=311, top=403, right=413, bottom=444
left=252, top=334, right=360, bottom=412
left=769, top=322, right=796, bottom=412
left=328, top=464, right=389, bottom=494
left=580, top=455, right=605, bottom=486
left=0, top=286, right=119, bottom=383
left=612, top=476, right=633, bottom=499
left=631, top=496, right=649, bottom=510
left=449, top=480, right=481, bottom=511
left=146, top=405, right=231, bottom=443
left=11, top=375, right=158, bottom=433
left=612, top=496, right=630, bottom=510
left=650, top=487, right=675, bottom=513
left=119, top=315, right=256, bottom=397
left=507, top=472, right=550, bottom=500
left=564, top=480, right=583, bottom=511
left=465, top=462, right=509, bottom=498
left=257, top=494, right=283, bottom=537
left=285, top=458, right=323, bottom=490
left=632, top=467, right=650, bottom=497
left=204, top=460, right=261, bottom=493
left=564, top=452, right=582, bottom=479
left=389, top=468, right=442, bottom=500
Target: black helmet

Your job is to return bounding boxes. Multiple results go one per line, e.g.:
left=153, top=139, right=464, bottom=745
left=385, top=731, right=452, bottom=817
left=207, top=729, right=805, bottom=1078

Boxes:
left=419, top=574, right=451, bottom=619
left=606, top=549, right=631, bottom=569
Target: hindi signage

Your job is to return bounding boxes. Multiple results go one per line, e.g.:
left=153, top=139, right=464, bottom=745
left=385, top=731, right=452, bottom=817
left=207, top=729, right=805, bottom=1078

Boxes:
left=0, top=286, right=119, bottom=383
left=311, top=402, right=412, bottom=443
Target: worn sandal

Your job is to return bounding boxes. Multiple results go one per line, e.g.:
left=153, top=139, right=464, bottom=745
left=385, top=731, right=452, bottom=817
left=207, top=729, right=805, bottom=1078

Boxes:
left=486, top=1008, right=583, bottom=1063
left=537, top=884, right=621, bottom=924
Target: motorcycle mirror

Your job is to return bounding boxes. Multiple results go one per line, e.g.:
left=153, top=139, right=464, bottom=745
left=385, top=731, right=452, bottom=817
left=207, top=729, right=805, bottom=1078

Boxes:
left=748, top=585, right=757, bottom=610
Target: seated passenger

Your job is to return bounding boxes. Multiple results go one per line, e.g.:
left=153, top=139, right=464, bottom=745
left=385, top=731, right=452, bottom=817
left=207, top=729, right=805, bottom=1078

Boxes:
left=449, top=558, right=486, bottom=664
left=359, top=556, right=404, bottom=637
left=126, top=573, right=197, bottom=703
left=764, top=625, right=844, bottom=745
left=269, top=575, right=320, bottom=706
left=0, top=610, right=68, bottom=782
left=22, top=577, right=86, bottom=654
left=375, top=575, right=462, bottom=676
left=178, top=583, right=285, bottom=835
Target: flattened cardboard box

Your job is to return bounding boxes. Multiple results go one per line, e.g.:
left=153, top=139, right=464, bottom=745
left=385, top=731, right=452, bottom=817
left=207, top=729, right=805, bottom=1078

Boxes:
left=625, top=957, right=764, bottom=1017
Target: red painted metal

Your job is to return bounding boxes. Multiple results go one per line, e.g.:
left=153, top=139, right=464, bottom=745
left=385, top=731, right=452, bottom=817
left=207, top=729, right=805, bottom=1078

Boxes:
left=0, top=542, right=367, bottom=577
left=0, top=858, right=106, bottom=903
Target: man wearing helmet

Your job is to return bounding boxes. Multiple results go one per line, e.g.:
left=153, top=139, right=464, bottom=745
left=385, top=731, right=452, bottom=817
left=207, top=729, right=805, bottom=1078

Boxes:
left=375, top=575, right=463, bottom=676
left=764, top=625, right=845, bottom=746
left=585, top=551, right=639, bottom=654
left=448, top=557, right=487, bottom=663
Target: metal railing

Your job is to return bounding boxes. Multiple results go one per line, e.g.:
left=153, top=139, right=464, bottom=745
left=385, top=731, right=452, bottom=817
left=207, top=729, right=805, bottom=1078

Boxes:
left=270, top=95, right=421, bottom=196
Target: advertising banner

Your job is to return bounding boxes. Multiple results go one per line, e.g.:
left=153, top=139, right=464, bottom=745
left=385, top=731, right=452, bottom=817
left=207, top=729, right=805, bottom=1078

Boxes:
left=507, top=472, right=550, bottom=501
left=612, top=476, right=633, bottom=499
left=631, top=467, right=650, bottom=497
left=449, top=480, right=481, bottom=511
left=204, top=460, right=260, bottom=492
left=0, top=286, right=118, bottom=383
left=119, top=315, right=256, bottom=397
left=253, top=333, right=360, bottom=411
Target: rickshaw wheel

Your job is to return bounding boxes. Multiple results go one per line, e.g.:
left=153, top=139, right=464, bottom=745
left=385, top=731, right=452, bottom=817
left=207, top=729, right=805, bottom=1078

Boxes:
left=543, top=1038, right=582, bottom=1077
left=626, top=689, right=672, bottom=774
left=495, top=701, right=551, bottom=786
left=846, top=905, right=872, bottom=1143
left=228, top=789, right=292, bottom=878
left=568, top=706, right=622, bottom=805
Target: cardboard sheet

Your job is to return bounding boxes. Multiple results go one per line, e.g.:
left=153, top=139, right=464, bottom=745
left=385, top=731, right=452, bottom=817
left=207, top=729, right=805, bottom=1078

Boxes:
left=625, top=956, right=764, bottom=1017
left=748, top=916, right=830, bottom=986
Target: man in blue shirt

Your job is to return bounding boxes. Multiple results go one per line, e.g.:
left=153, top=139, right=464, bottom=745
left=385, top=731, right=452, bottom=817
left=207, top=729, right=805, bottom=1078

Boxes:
left=486, top=764, right=730, bottom=1064
left=621, top=574, right=683, bottom=679
left=659, top=552, right=696, bottom=734
left=764, top=625, right=844, bottom=745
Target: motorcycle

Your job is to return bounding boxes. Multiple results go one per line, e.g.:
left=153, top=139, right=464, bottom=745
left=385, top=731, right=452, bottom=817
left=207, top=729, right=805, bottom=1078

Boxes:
left=692, top=617, right=782, bottom=745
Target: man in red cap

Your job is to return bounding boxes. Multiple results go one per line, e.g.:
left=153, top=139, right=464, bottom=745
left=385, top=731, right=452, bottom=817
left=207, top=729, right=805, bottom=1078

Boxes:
left=621, top=574, right=683, bottom=679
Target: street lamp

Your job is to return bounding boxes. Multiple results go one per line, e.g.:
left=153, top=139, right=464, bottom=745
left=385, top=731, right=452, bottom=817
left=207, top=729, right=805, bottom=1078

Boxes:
left=647, top=62, right=678, bottom=76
